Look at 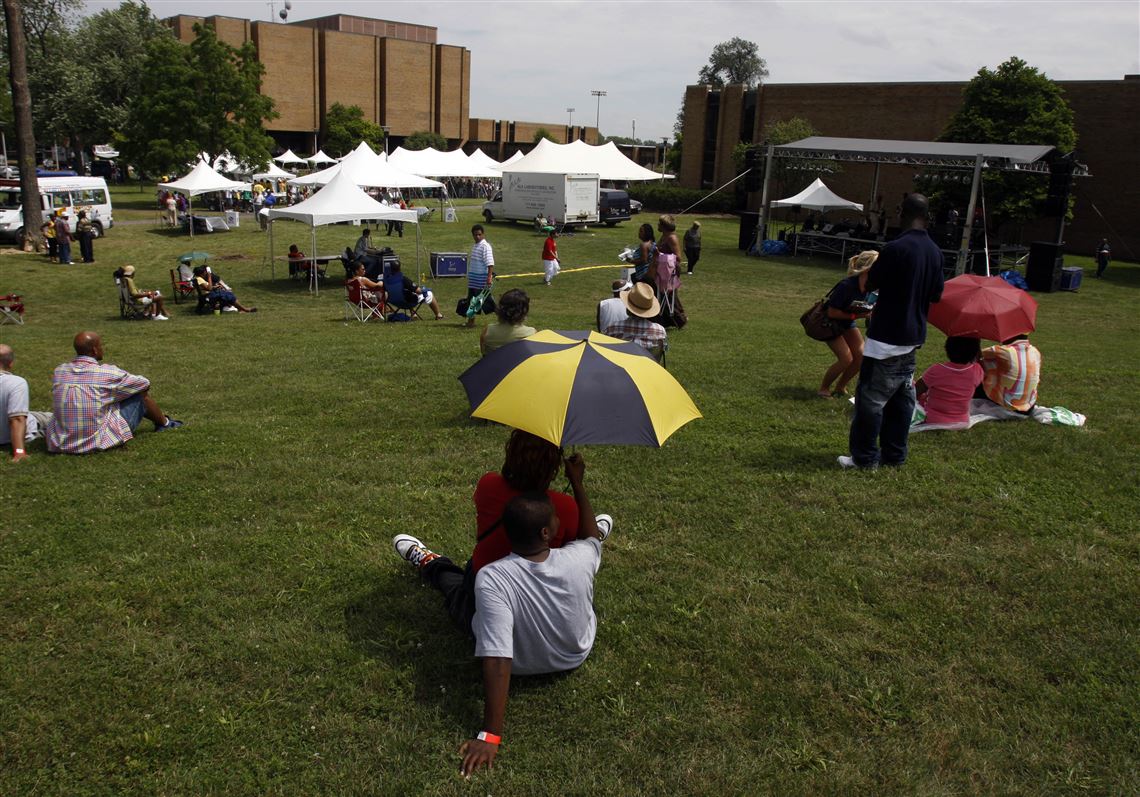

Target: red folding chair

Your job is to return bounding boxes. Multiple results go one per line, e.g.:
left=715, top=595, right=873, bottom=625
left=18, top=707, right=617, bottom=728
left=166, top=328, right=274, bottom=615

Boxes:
left=0, top=294, right=24, bottom=325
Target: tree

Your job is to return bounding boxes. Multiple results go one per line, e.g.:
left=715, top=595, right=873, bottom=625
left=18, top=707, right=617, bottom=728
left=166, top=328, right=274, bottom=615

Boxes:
left=936, top=57, right=1077, bottom=227
left=2, top=0, right=42, bottom=248
left=30, top=2, right=169, bottom=157
left=323, top=102, right=385, bottom=156
left=697, top=37, right=768, bottom=89
left=402, top=130, right=446, bottom=151
left=121, top=24, right=277, bottom=177
left=532, top=127, right=555, bottom=144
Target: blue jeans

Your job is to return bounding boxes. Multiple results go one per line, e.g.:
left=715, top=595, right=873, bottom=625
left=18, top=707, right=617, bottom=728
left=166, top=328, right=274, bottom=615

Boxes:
left=119, top=392, right=146, bottom=432
left=849, top=351, right=916, bottom=467
left=57, top=240, right=72, bottom=264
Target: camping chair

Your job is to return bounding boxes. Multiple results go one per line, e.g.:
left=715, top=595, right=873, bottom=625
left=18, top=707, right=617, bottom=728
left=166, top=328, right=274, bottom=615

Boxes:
left=169, top=265, right=195, bottom=304
left=116, top=277, right=148, bottom=320
left=344, top=280, right=387, bottom=323
left=382, top=273, right=425, bottom=321
left=654, top=253, right=682, bottom=322
left=193, top=276, right=220, bottom=315
left=0, top=294, right=25, bottom=325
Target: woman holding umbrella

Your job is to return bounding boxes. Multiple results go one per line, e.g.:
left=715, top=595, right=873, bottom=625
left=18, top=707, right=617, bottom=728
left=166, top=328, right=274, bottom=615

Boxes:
left=818, top=251, right=877, bottom=398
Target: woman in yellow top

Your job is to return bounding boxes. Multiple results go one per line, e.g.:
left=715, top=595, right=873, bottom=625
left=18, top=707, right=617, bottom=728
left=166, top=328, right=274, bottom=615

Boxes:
left=121, top=264, right=170, bottom=320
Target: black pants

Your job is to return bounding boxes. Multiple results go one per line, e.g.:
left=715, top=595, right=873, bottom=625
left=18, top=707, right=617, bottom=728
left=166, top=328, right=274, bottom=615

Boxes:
left=421, top=556, right=477, bottom=636
left=79, top=232, right=94, bottom=263
left=685, top=246, right=700, bottom=274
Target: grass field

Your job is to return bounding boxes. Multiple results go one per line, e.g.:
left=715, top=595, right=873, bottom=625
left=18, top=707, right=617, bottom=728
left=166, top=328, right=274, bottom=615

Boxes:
left=1, top=186, right=1137, bottom=795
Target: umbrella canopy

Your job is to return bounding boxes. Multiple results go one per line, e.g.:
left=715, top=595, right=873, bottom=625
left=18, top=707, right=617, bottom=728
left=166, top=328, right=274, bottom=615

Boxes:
left=458, top=330, right=701, bottom=447
left=928, top=274, right=1038, bottom=341
left=771, top=178, right=863, bottom=211
left=177, top=251, right=210, bottom=265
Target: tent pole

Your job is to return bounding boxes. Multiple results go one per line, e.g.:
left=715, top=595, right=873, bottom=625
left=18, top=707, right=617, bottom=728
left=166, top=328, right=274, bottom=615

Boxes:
left=956, top=154, right=984, bottom=276
left=870, top=163, right=880, bottom=213
left=188, top=193, right=193, bottom=239
left=268, top=218, right=274, bottom=279
left=311, top=226, right=318, bottom=296
left=752, top=143, right=774, bottom=254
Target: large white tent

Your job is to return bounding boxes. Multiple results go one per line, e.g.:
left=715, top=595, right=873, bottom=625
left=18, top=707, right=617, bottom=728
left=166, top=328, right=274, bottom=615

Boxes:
left=266, top=170, right=421, bottom=293
left=308, top=149, right=336, bottom=166
left=771, top=178, right=863, bottom=211
left=291, top=141, right=441, bottom=190
left=388, top=146, right=499, bottom=178
left=467, top=148, right=502, bottom=171
left=252, top=162, right=295, bottom=181
left=495, top=151, right=525, bottom=171
left=501, top=139, right=670, bottom=181
left=158, top=161, right=250, bottom=237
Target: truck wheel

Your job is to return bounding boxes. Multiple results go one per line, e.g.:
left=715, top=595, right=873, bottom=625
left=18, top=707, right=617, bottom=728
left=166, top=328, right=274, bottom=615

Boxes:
left=605, top=221, right=618, bottom=227
left=483, top=210, right=494, bottom=223
left=92, top=222, right=104, bottom=238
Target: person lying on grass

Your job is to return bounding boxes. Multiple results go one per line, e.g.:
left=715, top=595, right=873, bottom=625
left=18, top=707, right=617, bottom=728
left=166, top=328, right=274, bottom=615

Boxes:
left=394, top=485, right=610, bottom=777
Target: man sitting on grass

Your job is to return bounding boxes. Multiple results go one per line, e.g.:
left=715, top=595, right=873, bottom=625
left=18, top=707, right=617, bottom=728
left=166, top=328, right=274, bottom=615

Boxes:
left=47, top=331, right=183, bottom=454
left=394, top=481, right=609, bottom=777
left=0, top=344, right=53, bottom=462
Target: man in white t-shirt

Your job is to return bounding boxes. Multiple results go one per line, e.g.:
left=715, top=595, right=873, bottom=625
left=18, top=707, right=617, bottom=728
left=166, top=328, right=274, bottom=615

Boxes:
left=0, top=344, right=52, bottom=462
left=394, top=487, right=609, bottom=777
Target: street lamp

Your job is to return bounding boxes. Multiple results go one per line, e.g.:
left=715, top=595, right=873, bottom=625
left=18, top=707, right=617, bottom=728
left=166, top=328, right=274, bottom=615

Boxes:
left=661, top=137, right=669, bottom=178
left=380, top=125, right=391, bottom=158
left=591, top=90, right=607, bottom=138
left=566, top=107, right=575, bottom=127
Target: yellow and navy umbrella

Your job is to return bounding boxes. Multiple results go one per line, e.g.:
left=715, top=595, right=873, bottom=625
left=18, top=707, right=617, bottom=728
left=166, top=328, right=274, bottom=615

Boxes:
left=458, top=330, right=701, bottom=447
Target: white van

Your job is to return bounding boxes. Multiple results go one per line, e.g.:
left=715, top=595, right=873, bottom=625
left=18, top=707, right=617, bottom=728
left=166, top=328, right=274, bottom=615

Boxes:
left=0, top=176, right=114, bottom=241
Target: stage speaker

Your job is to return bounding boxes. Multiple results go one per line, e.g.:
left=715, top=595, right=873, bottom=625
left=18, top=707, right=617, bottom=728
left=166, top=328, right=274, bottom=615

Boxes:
left=1043, top=160, right=1074, bottom=216
left=744, top=148, right=763, bottom=192
left=738, top=211, right=760, bottom=250
left=1026, top=241, right=1063, bottom=292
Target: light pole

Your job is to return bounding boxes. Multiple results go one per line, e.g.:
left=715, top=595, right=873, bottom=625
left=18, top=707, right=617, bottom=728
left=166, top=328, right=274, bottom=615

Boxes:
left=566, top=108, right=575, bottom=141
left=661, top=137, right=669, bottom=178
left=380, top=125, right=391, bottom=158
left=632, top=120, right=636, bottom=141
left=591, top=90, right=607, bottom=139
left=566, top=107, right=575, bottom=127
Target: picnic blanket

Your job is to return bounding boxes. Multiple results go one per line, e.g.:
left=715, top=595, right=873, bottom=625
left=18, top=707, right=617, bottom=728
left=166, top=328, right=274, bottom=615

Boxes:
left=909, top=398, right=1086, bottom=432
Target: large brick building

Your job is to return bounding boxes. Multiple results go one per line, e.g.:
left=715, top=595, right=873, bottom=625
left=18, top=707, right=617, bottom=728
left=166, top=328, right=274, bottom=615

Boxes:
left=679, top=77, right=1140, bottom=257
left=166, top=13, right=599, bottom=159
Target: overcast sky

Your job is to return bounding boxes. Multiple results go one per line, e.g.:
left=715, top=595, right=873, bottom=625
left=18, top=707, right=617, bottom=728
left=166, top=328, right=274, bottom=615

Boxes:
left=82, top=0, right=1139, bottom=141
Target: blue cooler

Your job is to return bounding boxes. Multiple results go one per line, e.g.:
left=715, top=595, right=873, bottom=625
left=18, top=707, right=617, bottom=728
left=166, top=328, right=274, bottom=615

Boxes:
left=430, top=252, right=467, bottom=278
left=1060, top=266, right=1083, bottom=292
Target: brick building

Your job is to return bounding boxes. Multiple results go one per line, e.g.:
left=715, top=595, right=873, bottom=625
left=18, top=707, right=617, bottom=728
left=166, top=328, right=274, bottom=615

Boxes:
left=679, top=77, right=1140, bottom=257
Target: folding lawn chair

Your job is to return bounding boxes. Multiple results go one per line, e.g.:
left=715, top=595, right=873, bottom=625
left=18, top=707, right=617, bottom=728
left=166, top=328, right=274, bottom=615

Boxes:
left=169, top=265, right=195, bottom=304
left=344, top=280, right=387, bottom=323
left=116, top=277, right=148, bottom=320
left=383, top=273, right=425, bottom=321
left=0, top=294, right=25, bottom=325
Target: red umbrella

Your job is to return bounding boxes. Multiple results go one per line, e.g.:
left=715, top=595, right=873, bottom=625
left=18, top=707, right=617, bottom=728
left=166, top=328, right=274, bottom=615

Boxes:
left=928, top=274, right=1038, bottom=342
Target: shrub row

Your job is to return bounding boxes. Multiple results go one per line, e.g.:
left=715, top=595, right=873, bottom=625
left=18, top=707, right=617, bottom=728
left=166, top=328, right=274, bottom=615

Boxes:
left=627, top=183, right=739, bottom=215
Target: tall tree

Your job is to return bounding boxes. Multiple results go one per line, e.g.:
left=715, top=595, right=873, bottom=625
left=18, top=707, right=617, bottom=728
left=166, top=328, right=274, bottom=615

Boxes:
left=2, top=0, right=41, bottom=248
left=936, top=57, right=1077, bottom=227
left=323, top=102, right=385, bottom=157
left=121, top=24, right=277, bottom=177
left=697, top=37, right=768, bottom=89
left=402, top=130, right=446, bottom=151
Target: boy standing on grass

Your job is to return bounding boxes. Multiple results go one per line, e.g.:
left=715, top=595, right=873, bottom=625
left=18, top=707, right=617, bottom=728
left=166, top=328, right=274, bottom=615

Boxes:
left=394, top=472, right=609, bottom=777
left=541, top=228, right=559, bottom=285
left=466, top=224, right=495, bottom=327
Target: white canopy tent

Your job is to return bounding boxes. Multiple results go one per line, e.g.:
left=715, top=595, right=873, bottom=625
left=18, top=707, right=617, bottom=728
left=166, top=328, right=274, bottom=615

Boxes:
left=266, top=169, right=421, bottom=294
left=158, top=161, right=250, bottom=238
left=289, top=149, right=442, bottom=191
left=495, top=151, right=525, bottom=171
left=252, top=162, right=295, bottom=181
left=308, top=149, right=336, bottom=166
left=771, top=178, right=863, bottom=212
left=388, top=146, right=500, bottom=178
left=467, top=148, right=502, bottom=171
left=273, top=148, right=307, bottom=166
left=501, top=139, right=671, bottom=181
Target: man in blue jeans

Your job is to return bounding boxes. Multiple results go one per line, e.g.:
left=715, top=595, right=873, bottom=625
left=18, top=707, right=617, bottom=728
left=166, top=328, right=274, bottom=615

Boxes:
left=841, top=194, right=944, bottom=469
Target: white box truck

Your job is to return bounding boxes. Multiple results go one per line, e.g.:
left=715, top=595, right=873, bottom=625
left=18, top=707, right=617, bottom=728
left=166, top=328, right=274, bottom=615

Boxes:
left=0, top=176, right=114, bottom=241
left=482, top=172, right=600, bottom=227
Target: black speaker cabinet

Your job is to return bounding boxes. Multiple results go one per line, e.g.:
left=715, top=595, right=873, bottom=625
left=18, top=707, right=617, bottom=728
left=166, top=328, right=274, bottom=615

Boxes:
left=1026, top=241, right=1063, bottom=292
left=738, top=211, right=760, bottom=250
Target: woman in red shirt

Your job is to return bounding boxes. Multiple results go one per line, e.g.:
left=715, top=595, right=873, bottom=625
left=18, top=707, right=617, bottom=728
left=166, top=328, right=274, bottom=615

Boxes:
left=915, top=336, right=983, bottom=426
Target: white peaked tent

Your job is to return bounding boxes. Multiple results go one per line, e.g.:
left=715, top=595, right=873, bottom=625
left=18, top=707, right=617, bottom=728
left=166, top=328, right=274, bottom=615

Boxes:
left=273, top=148, right=307, bottom=166
left=495, top=150, right=525, bottom=171
left=771, top=178, right=863, bottom=211
left=467, top=148, right=502, bottom=171
left=388, top=146, right=499, bottom=178
left=266, top=169, right=421, bottom=294
left=289, top=148, right=441, bottom=190
left=308, top=149, right=336, bottom=165
left=252, top=162, right=295, bottom=181
left=158, top=161, right=250, bottom=238
left=501, top=138, right=670, bottom=180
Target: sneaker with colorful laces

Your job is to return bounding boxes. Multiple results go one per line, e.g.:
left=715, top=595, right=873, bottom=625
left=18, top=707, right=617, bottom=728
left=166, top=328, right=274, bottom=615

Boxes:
left=595, top=514, right=614, bottom=542
left=393, top=534, right=440, bottom=569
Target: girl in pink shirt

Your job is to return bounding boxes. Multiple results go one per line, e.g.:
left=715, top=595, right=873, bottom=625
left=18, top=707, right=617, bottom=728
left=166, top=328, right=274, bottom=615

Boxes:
left=915, top=336, right=983, bottom=425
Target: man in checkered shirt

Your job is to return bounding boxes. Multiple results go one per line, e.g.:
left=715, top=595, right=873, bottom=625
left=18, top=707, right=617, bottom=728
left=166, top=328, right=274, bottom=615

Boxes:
left=47, top=331, right=184, bottom=454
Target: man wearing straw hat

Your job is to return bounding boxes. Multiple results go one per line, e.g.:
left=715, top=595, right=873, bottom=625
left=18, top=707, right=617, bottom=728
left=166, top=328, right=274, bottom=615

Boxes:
left=602, top=282, right=667, bottom=354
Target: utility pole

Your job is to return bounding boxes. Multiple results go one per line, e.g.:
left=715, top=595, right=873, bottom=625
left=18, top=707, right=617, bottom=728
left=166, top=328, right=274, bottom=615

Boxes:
left=566, top=108, right=575, bottom=142
left=632, top=120, right=636, bottom=141
left=591, top=90, right=606, bottom=141
left=3, top=0, right=41, bottom=251
left=661, top=137, right=668, bottom=178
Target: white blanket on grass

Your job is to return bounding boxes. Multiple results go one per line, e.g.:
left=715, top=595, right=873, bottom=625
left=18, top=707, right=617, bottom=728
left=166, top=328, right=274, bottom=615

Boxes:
left=909, top=398, right=1086, bottom=432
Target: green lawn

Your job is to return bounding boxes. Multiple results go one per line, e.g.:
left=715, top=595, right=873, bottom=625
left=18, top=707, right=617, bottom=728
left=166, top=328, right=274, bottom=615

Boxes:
left=1, top=189, right=1137, bottom=795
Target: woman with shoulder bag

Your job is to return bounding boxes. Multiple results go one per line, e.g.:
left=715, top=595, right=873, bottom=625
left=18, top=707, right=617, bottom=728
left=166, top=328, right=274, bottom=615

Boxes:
left=817, top=250, right=877, bottom=398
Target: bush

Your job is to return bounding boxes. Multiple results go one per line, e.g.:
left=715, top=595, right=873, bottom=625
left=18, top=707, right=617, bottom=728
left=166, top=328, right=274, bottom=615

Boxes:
left=627, top=183, right=738, bottom=214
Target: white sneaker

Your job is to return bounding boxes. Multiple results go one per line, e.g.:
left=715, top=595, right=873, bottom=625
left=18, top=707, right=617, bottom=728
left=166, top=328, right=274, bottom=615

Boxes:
left=595, top=514, right=614, bottom=542
left=221, top=305, right=238, bottom=312
left=837, top=455, right=857, bottom=469
left=392, top=534, right=440, bottom=569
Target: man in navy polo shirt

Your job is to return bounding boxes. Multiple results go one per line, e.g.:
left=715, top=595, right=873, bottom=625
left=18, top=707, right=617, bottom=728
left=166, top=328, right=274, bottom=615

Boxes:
left=841, top=193, right=944, bottom=469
